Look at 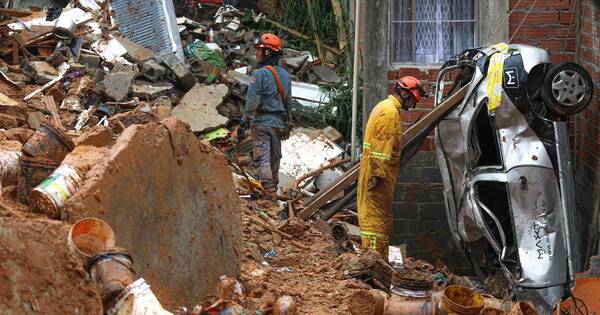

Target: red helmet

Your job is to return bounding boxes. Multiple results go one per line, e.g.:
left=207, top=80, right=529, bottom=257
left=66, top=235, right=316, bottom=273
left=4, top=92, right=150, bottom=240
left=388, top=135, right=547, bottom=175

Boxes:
left=395, top=76, right=426, bottom=102
left=254, top=33, right=282, bottom=52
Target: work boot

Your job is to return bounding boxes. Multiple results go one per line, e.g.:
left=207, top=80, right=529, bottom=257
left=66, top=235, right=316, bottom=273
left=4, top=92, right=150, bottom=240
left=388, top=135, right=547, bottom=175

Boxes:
left=262, top=187, right=278, bottom=202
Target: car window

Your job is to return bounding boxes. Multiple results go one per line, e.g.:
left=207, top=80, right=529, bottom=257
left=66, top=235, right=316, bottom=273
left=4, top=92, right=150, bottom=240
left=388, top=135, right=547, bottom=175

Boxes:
left=469, top=100, right=502, bottom=167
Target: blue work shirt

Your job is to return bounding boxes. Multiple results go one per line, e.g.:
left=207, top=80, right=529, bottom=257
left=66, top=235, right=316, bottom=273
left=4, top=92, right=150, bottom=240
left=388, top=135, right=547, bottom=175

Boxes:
left=242, top=66, right=292, bottom=129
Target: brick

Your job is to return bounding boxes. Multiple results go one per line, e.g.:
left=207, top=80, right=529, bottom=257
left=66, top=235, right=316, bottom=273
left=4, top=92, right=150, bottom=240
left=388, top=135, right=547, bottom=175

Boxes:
left=392, top=203, right=418, bottom=219
left=418, top=203, right=447, bottom=220
left=559, top=11, right=575, bottom=24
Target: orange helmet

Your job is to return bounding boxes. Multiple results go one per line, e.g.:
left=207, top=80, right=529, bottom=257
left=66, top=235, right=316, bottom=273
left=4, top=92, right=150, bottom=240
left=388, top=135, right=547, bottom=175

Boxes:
left=255, top=33, right=282, bottom=52
left=395, top=76, right=426, bottom=102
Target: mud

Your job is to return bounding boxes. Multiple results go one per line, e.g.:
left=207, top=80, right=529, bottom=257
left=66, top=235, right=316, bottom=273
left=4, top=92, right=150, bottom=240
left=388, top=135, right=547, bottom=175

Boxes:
left=0, top=217, right=102, bottom=314
left=239, top=200, right=368, bottom=314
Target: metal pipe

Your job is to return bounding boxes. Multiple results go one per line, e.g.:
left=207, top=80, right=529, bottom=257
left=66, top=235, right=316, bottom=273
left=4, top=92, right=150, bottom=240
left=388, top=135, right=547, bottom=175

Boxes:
left=350, top=0, right=360, bottom=160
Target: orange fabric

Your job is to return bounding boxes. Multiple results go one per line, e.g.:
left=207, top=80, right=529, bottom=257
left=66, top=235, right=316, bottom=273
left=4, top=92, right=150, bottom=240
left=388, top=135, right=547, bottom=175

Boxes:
left=357, top=95, right=403, bottom=247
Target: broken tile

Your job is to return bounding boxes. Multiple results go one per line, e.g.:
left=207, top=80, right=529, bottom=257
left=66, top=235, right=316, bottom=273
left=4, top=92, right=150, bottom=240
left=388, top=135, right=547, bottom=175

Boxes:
left=131, top=81, right=174, bottom=100
left=172, top=84, right=229, bottom=132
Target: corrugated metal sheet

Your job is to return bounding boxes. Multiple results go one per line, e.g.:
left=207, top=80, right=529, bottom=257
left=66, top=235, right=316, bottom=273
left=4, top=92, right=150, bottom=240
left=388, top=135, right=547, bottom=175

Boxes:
left=111, top=0, right=184, bottom=60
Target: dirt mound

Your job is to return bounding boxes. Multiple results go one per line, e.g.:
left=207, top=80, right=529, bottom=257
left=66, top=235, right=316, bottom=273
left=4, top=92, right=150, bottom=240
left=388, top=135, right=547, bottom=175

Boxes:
left=0, top=217, right=102, bottom=314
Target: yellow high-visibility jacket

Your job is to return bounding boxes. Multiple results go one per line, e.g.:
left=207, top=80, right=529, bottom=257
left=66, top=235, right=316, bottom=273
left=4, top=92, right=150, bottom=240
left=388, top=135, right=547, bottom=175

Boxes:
left=357, top=95, right=403, bottom=243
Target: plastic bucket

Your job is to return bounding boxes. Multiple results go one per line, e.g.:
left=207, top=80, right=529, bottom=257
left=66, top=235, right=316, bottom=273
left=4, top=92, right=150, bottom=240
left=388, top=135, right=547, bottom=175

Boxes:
left=441, top=286, right=484, bottom=315
left=17, top=156, right=61, bottom=204
left=22, top=123, right=74, bottom=161
left=87, top=248, right=135, bottom=307
left=69, top=218, right=116, bottom=259
left=0, top=149, right=20, bottom=185
left=31, top=165, right=82, bottom=218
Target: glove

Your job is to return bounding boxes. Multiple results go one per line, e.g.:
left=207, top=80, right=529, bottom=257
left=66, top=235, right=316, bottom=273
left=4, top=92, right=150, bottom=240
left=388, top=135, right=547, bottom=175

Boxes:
left=236, top=124, right=246, bottom=142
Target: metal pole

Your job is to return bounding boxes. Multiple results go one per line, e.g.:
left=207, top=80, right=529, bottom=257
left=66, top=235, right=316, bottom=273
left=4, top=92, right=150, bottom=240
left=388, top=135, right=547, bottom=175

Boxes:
left=350, top=0, right=360, bottom=160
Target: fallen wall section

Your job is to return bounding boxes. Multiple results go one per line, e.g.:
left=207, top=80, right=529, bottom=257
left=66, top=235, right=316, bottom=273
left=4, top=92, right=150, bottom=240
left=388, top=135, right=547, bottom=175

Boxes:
left=65, top=118, right=241, bottom=309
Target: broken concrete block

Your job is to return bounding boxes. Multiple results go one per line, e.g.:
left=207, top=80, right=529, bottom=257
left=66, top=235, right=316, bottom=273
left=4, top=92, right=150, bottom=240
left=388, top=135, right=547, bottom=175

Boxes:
left=161, top=54, right=196, bottom=91
left=283, top=55, right=309, bottom=70
left=131, top=81, right=174, bottom=100
left=311, top=65, right=341, bottom=85
left=22, top=61, right=58, bottom=85
left=222, top=70, right=251, bottom=98
left=64, top=119, right=241, bottom=309
left=172, top=84, right=229, bottom=132
left=99, top=68, right=136, bottom=102
left=27, top=112, right=46, bottom=129
left=139, top=59, right=167, bottom=82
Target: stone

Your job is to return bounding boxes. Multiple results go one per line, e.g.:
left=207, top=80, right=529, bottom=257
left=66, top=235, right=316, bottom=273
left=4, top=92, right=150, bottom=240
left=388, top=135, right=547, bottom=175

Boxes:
left=0, top=113, right=19, bottom=129
left=99, top=68, right=136, bottom=101
left=131, top=80, right=174, bottom=100
left=189, top=58, right=214, bottom=83
left=22, top=61, right=58, bottom=85
left=139, top=59, right=167, bottom=82
left=172, top=84, right=229, bottom=132
left=283, top=55, right=309, bottom=70
left=64, top=119, right=241, bottom=310
left=0, top=92, right=18, bottom=109
left=27, top=111, right=46, bottom=129
left=311, top=65, right=341, bottom=85
left=161, top=54, right=196, bottom=91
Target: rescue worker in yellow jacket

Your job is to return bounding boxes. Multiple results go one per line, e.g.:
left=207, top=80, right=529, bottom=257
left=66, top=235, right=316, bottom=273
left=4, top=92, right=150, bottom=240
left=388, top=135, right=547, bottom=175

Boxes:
left=357, top=76, right=426, bottom=260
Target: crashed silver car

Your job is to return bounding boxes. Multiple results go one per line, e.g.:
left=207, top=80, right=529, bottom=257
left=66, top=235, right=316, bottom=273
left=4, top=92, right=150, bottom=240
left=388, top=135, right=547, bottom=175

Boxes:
left=434, top=44, right=593, bottom=311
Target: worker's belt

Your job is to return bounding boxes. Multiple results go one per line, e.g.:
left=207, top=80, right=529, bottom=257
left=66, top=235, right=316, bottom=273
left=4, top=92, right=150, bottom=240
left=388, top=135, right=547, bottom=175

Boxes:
left=486, top=42, right=509, bottom=112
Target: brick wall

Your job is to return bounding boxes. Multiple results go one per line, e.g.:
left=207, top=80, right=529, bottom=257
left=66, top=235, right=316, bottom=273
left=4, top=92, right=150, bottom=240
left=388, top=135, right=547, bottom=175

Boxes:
left=573, top=0, right=600, bottom=258
left=384, top=0, right=596, bottom=273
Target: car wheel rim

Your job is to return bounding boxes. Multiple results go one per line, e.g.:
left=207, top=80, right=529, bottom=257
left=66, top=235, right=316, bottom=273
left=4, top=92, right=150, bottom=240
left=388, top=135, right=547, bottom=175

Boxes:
left=551, top=70, right=587, bottom=106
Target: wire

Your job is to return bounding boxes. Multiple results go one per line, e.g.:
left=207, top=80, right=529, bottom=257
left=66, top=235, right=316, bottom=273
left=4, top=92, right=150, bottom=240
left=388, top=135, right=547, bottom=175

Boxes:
left=509, top=0, right=540, bottom=44
left=560, top=0, right=577, bottom=62
left=486, top=0, right=526, bottom=45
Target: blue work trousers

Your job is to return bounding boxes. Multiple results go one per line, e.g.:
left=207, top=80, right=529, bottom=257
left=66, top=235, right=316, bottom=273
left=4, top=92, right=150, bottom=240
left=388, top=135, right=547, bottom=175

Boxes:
left=252, top=125, right=282, bottom=190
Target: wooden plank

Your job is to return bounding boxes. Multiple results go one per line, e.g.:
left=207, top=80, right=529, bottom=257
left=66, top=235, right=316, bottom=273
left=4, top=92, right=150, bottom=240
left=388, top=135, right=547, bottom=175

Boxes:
left=297, top=85, right=470, bottom=219
left=0, top=8, right=34, bottom=18
left=331, top=0, right=348, bottom=50
left=305, top=0, right=324, bottom=60
left=249, top=216, right=310, bottom=250
left=44, top=95, right=64, bottom=130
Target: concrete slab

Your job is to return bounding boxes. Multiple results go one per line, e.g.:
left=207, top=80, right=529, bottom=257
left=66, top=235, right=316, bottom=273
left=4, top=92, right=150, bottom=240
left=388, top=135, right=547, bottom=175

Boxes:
left=311, top=65, right=341, bottom=85
left=64, top=119, right=241, bottom=309
left=131, top=80, right=174, bottom=99
left=172, top=83, right=229, bottom=132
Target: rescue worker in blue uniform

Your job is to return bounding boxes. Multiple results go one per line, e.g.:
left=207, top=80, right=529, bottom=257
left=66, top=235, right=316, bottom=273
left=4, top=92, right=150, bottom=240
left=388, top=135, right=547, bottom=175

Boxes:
left=240, top=34, right=292, bottom=200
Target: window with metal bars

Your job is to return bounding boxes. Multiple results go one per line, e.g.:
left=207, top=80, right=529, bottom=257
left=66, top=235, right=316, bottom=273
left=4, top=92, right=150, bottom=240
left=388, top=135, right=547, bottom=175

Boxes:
left=392, top=0, right=476, bottom=64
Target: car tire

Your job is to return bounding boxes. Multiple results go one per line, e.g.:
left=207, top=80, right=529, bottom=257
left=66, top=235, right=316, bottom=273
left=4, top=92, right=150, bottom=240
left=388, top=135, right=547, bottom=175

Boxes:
left=541, top=62, right=593, bottom=116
